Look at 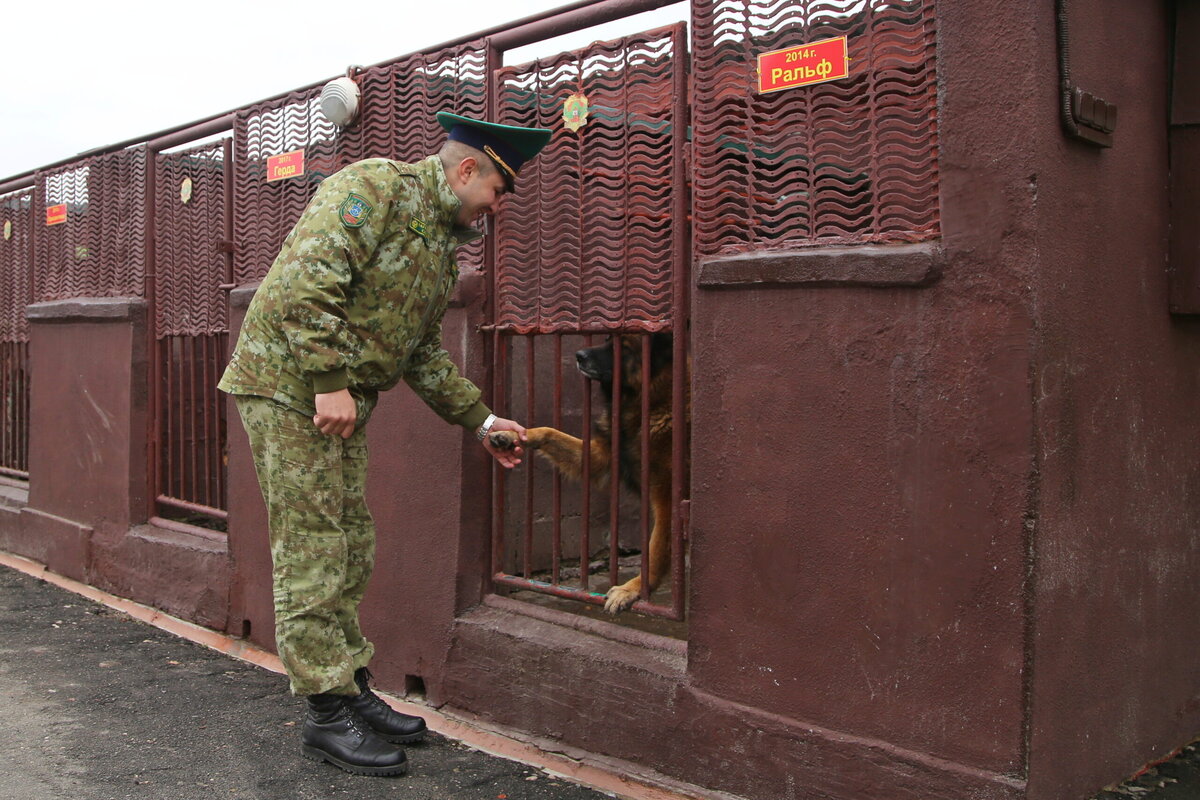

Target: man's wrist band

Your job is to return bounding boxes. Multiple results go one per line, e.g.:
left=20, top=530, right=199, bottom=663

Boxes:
left=476, top=413, right=498, bottom=441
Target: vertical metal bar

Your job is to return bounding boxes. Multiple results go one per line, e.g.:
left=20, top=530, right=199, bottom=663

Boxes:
left=200, top=334, right=212, bottom=507
left=219, top=137, right=234, bottom=513
left=1, top=343, right=9, bottom=468
left=24, top=191, right=34, bottom=476
left=10, top=344, right=17, bottom=472
left=523, top=335, right=535, bottom=579
left=670, top=22, right=690, bottom=620
left=9, top=344, right=15, bottom=472
left=188, top=335, right=199, bottom=505
left=175, top=337, right=184, bottom=501
left=639, top=334, right=652, bottom=602
left=146, top=151, right=160, bottom=519
left=3, top=344, right=11, bottom=468
left=8, top=343, right=14, bottom=470
left=579, top=333, right=592, bottom=593
left=551, top=333, right=563, bottom=586
left=206, top=334, right=217, bottom=508
left=491, top=329, right=508, bottom=580
left=3, top=343, right=9, bottom=469
left=485, top=41, right=502, bottom=589
left=166, top=337, right=175, bottom=502
left=12, top=344, right=16, bottom=473
left=217, top=333, right=228, bottom=511
left=209, top=335, right=219, bottom=509
left=608, top=335, right=621, bottom=592
left=165, top=336, right=173, bottom=502
left=20, top=343, right=28, bottom=473
left=9, top=343, right=15, bottom=471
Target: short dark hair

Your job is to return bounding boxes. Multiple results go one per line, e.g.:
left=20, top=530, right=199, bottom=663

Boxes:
left=438, top=140, right=497, bottom=178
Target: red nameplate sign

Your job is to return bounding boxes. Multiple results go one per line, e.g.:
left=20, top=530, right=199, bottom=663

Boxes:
left=45, top=204, right=67, bottom=226
left=758, top=36, right=850, bottom=93
left=266, top=149, right=305, bottom=182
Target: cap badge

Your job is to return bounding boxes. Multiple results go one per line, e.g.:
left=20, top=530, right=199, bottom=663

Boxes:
left=563, top=92, right=590, bottom=132
left=482, top=146, right=516, bottom=182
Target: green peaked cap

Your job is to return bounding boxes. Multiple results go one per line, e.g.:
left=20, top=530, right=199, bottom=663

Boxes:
left=437, top=111, right=552, bottom=188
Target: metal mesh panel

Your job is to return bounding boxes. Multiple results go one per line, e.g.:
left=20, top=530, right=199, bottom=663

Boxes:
left=338, top=42, right=489, bottom=164
left=155, top=142, right=229, bottom=337
left=234, top=88, right=338, bottom=284
left=494, top=26, right=684, bottom=333
left=233, top=42, right=488, bottom=283
left=0, top=190, right=32, bottom=342
left=34, top=148, right=148, bottom=300
left=691, top=0, right=939, bottom=255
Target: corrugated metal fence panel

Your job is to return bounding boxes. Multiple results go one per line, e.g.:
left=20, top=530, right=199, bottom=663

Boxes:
left=337, top=42, right=489, bottom=164
left=691, top=0, right=939, bottom=255
left=494, top=26, right=683, bottom=333
left=155, top=142, right=229, bottom=337
left=234, top=87, right=338, bottom=284
left=34, top=147, right=148, bottom=300
left=233, top=41, right=489, bottom=284
left=0, top=190, right=32, bottom=342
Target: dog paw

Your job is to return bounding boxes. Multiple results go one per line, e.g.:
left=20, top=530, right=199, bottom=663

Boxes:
left=488, top=431, right=520, bottom=451
left=604, top=585, right=638, bottom=615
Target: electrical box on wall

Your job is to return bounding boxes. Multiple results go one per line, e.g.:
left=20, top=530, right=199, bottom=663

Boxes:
left=1168, top=3, right=1200, bottom=314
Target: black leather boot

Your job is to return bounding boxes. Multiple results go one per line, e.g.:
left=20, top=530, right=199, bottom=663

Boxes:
left=300, top=693, right=408, bottom=776
left=345, top=667, right=428, bottom=744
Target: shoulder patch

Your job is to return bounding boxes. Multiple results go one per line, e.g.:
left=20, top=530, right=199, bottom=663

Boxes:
left=408, top=216, right=429, bottom=238
left=339, top=193, right=373, bottom=228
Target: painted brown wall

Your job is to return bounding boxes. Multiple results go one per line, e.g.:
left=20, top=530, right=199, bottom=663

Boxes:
left=684, top=0, right=1044, bottom=780
left=26, top=300, right=147, bottom=529
left=1027, top=3, right=1200, bottom=799
left=19, top=298, right=228, bottom=628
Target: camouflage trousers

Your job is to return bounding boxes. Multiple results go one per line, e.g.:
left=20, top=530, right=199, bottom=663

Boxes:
left=235, top=395, right=375, bottom=697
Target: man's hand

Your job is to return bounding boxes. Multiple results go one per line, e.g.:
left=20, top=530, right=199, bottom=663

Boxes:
left=482, top=417, right=526, bottom=468
left=314, top=389, right=357, bottom=438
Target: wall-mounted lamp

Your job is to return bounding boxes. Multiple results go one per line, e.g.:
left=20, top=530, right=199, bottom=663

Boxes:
left=320, top=75, right=361, bottom=128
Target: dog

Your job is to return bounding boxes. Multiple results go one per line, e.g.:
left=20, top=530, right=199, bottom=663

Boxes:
left=490, top=332, right=687, bottom=614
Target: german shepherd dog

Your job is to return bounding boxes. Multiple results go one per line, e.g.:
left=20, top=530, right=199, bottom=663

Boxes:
left=490, top=332, right=686, bottom=614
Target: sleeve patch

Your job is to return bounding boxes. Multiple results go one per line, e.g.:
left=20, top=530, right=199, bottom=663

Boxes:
left=339, top=193, right=373, bottom=228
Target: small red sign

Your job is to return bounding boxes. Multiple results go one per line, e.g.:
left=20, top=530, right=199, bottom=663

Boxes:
left=266, top=149, right=305, bottom=182
left=45, top=204, right=67, bottom=226
left=758, top=36, right=850, bottom=94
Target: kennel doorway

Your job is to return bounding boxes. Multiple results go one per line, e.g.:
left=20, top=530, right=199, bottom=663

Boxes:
left=150, top=140, right=233, bottom=530
left=486, top=23, right=690, bottom=628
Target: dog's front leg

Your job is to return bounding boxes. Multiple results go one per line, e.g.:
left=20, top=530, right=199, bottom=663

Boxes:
left=604, top=481, right=673, bottom=614
left=490, top=427, right=611, bottom=485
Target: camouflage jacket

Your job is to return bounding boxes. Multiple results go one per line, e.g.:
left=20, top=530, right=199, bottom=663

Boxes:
left=218, top=155, right=490, bottom=430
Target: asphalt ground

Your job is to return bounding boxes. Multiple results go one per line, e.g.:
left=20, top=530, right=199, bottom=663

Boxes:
left=4, top=558, right=1200, bottom=800
left=0, top=564, right=625, bottom=800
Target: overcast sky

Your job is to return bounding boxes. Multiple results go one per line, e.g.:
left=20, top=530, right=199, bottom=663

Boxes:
left=0, top=0, right=686, bottom=181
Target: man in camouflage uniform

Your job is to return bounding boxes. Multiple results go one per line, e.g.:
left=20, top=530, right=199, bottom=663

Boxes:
left=219, top=112, right=551, bottom=777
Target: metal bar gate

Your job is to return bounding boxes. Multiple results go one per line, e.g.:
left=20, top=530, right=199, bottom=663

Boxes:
left=488, top=23, right=690, bottom=622
left=0, top=189, right=32, bottom=481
